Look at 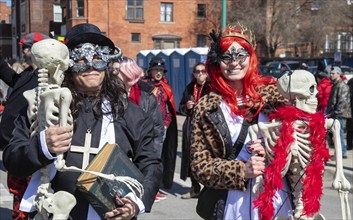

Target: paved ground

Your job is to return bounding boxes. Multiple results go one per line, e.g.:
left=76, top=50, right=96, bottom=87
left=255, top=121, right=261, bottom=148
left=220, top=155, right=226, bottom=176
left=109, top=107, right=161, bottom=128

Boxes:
left=0, top=115, right=352, bottom=219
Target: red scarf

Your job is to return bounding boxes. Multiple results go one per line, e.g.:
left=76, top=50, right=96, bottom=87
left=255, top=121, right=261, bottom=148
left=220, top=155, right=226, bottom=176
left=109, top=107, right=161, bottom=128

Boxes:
left=253, top=106, right=330, bottom=220
left=128, top=83, right=141, bottom=106
left=152, top=78, right=176, bottom=115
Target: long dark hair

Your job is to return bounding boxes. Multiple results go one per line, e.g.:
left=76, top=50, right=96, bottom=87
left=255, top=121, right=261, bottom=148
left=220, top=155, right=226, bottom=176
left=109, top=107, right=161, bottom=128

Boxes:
left=63, top=68, right=128, bottom=125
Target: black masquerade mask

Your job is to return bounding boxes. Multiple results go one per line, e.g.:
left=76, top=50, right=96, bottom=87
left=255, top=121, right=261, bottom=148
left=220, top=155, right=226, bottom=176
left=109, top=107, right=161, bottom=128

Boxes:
left=69, top=43, right=122, bottom=73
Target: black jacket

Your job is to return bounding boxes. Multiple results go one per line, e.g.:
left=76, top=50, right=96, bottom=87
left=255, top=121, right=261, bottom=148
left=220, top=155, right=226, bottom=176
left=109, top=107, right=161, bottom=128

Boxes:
left=137, top=80, right=164, bottom=157
left=179, top=80, right=211, bottom=180
left=0, top=55, right=38, bottom=150
left=326, top=78, right=351, bottom=118
left=3, top=99, right=163, bottom=218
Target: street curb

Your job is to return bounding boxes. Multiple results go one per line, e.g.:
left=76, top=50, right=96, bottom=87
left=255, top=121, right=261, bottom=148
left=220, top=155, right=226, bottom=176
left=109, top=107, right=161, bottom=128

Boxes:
left=325, top=162, right=353, bottom=180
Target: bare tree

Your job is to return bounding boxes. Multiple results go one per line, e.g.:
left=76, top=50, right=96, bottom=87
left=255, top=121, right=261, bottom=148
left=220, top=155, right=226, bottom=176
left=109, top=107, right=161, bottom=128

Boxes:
left=228, top=0, right=353, bottom=58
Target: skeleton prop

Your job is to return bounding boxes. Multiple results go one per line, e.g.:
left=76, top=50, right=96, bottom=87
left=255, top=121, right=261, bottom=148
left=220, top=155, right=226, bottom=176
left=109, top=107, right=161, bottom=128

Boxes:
left=23, top=39, right=143, bottom=219
left=249, top=70, right=351, bottom=220
left=23, top=39, right=75, bottom=219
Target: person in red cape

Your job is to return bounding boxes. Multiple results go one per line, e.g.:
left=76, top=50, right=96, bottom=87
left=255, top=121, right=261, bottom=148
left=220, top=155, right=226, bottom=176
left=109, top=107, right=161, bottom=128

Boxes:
left=145, top=56, right=178, bottom=201
left=315, top=70, right=332, bottom=113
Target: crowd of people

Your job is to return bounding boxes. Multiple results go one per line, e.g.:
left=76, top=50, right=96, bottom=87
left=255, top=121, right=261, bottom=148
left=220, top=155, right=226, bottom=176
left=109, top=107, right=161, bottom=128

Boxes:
left=0, top=22, right=351, bottom=220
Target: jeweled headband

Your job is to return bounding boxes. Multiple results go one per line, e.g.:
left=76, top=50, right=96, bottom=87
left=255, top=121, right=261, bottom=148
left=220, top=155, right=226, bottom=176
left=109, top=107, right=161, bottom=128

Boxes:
left=69, top=43, right=122, bottom=73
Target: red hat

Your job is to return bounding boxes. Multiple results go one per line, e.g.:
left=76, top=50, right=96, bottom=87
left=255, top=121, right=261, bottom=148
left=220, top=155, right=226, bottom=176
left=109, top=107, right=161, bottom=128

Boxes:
left=19, top=32, right=50, bottom=48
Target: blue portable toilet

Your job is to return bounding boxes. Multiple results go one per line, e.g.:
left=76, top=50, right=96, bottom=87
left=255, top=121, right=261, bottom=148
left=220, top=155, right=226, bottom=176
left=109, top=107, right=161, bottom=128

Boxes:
left=170, top=48, right=190, bottom=112
left=136, top=50, right=150, bottom=70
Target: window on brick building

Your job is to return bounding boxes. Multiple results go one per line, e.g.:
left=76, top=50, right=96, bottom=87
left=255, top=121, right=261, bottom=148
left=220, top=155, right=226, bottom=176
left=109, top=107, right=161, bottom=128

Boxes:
left=20, top=3, right=26, bottom=33
left=53, top=5, right=62, bottom=22
left=197, top=35, right=207, bottom=47
left=68, top=0, right=72, bottom=18
left=160, top=3, right=173, bottom=22
left=285, top=51, right=292, bottom=57
left=153, top=34, right=181, bottom=49
left=127, top=0, right=144, bottom=20
left=76, top=0, right=84, bottom=17
left=197, top=4, right=206, bottom=18
left=132, top=33, right=141, bottom=42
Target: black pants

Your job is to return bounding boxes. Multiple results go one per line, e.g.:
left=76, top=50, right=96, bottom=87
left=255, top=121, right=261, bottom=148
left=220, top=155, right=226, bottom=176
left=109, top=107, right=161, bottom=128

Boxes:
left=190, top=172, right=201, bottom=193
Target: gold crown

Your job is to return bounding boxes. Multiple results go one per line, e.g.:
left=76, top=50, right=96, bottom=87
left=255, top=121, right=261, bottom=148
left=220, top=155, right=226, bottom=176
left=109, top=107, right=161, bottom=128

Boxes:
left=223, top=23, right=256, bottom=49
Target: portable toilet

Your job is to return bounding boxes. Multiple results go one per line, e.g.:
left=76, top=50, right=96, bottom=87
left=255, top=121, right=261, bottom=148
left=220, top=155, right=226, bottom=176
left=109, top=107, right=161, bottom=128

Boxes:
left=169, top=48, right=190, bottom=111
left=136, top=50, right=150, bottom=70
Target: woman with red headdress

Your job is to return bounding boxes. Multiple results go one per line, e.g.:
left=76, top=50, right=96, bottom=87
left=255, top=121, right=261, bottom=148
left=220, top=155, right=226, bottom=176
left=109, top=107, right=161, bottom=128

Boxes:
left=190, top=24, right=291, bottom=220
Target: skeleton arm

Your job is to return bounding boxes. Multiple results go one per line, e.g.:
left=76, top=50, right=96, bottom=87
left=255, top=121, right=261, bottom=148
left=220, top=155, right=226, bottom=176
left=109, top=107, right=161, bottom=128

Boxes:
left=326, top=118, right=351, bottom=220
left=326, top=119, right=351, bottom=191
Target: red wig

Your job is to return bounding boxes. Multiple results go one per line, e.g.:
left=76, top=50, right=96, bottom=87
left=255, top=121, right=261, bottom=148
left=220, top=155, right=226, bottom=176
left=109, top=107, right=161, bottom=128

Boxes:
left=206, top=29, right=273, bottom=118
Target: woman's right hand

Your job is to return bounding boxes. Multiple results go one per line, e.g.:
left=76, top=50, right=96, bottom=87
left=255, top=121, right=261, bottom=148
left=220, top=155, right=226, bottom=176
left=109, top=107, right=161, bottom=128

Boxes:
left=186, top=100, right=195, bottom=109
left=244, top=140, right=266, bottom=179
left=45, top=125, right=72, bottom=154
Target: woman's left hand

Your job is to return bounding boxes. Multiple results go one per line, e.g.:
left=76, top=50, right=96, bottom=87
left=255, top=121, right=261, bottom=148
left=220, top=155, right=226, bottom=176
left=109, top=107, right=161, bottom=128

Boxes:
left=104, top=197, right=139, bottom=220
left=244, top=140, right=266, bottom=179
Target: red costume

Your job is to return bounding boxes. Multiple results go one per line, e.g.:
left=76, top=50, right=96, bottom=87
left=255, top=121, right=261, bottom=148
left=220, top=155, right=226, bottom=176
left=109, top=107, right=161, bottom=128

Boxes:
left=317, top=78, right=332, bottom=113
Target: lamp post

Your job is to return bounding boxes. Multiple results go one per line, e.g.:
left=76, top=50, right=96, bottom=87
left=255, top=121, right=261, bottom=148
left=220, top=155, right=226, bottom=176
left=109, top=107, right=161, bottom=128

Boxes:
left=222, top=0, right=226, bottom=30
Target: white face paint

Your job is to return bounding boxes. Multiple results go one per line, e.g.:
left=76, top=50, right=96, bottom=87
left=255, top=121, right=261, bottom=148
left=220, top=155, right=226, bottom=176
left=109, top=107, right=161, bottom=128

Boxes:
left=277, top=70, right=318, bottom=114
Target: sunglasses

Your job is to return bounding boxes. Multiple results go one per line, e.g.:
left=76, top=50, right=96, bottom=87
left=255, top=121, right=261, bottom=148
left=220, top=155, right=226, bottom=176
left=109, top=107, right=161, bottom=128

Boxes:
left=194, top=69, right=206, bottom=74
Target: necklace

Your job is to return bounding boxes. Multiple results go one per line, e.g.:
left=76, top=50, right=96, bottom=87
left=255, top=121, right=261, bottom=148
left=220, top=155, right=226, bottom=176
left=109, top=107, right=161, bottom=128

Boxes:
left=69, top=97, right=98, bottom=169
left=193, top=82, right=205, bottom=103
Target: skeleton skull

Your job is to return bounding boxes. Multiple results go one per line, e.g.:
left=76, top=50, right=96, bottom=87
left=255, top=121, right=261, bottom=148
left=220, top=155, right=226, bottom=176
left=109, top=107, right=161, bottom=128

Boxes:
left=31, top=39, right=69, bottom=85
left=277, top=70, right=318, bottom=114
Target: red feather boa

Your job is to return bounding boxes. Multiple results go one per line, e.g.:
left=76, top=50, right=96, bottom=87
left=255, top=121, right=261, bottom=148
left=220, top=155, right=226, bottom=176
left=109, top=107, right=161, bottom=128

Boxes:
left=253, top=106, right=330, bottom=220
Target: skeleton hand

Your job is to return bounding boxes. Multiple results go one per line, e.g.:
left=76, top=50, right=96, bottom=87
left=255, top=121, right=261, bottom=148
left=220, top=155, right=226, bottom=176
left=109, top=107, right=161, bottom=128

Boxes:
left=104, top=197, right=139, bottom=220
left=45, top=125, right=72, bottom=154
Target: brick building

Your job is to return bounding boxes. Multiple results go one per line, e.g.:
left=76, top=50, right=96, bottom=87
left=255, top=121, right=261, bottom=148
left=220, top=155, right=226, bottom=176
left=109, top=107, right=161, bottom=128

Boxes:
left=0, top=1, right=11, bottom=23
left=0, top=1, right=11, bottom=58
left=60, top=0, right=222, bottom=58
left=11, top=0, right=62, bottom=58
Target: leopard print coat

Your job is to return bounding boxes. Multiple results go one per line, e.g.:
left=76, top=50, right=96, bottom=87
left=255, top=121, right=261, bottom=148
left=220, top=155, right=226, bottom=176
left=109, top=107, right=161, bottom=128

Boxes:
left=190, top=84, right=286, bottom=191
